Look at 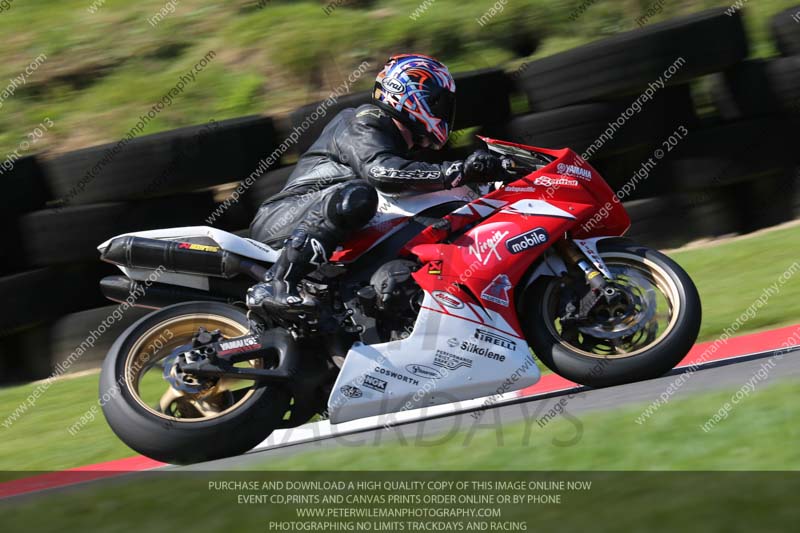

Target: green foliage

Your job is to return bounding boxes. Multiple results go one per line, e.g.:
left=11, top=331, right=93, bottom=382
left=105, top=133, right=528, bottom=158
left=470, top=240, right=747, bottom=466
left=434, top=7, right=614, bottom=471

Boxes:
left=0, top=0, right=796, bottom=155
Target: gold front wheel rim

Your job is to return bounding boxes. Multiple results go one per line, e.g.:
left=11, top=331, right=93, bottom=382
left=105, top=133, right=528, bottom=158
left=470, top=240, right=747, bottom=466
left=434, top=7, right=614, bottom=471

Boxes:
left=543, top=252, right=682, bottom=360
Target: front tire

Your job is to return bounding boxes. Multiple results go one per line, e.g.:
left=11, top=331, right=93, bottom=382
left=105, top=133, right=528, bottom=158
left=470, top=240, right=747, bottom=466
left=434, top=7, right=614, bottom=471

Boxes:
left=522, top=239, right=701, bottom=388
left=100, top=302, right=290, bottom=464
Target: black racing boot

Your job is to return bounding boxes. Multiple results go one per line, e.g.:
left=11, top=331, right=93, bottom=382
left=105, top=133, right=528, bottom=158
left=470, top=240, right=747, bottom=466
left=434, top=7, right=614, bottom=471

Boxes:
left=247, top=181, right=378, bottom=320
left=246, top=228, right=328, bottom=318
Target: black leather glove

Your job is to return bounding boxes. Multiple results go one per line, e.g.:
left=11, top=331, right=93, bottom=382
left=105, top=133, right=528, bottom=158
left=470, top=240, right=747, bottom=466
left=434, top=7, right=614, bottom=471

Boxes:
left=444, top=150, right=509, bottom=189
left=463, top=150, right=503, bottom=183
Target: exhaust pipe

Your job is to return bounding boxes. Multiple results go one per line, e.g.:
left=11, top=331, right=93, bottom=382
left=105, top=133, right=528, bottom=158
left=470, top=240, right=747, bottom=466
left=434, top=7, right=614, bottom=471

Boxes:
left=101, top=236, right=269, bottom=281
left=100, top=275, right=234, bottom=309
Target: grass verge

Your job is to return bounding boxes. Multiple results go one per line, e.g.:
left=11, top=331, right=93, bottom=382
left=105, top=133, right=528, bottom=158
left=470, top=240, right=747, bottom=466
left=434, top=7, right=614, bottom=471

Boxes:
left=253, top=374, right=799, bottom=471
left=0, top=379, right=797, bottom=532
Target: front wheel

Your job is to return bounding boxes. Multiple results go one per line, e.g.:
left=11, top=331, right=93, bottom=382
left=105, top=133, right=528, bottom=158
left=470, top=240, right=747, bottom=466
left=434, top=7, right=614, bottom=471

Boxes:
left=100, top=302, right=290, bottom=464
left=522, top=239, right=701, bottom=388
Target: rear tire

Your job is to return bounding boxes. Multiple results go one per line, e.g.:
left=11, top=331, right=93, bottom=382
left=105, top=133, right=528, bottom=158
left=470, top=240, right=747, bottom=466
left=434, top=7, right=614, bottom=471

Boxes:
left=100, top=302, right=290, bottom=464
left=522, top=239, right=701, bottom=388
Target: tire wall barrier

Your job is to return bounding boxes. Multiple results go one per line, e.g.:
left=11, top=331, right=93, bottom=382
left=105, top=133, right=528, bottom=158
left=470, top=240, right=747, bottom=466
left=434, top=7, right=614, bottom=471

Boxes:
left=1, top=7, right=799, bottom=382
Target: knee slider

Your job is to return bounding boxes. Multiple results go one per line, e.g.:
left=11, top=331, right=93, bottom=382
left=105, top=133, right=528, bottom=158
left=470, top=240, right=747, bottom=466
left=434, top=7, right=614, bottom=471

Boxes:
left=327, top=182, right=378, bottom=230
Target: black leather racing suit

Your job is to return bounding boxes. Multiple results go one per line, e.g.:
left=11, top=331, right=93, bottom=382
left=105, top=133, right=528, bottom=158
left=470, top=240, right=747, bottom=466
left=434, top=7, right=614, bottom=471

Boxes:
left=246, top=103, right=466, bottom=312
left=250, top=104, right=463, bottom=247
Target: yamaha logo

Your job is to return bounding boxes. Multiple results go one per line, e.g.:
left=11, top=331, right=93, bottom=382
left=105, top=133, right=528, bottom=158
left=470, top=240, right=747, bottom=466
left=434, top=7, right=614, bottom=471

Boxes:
left=218, top=337, right=259, bottom=354
left=382, top=77, right=405, bottom=94
left=557, top=162, right=592, bottom=180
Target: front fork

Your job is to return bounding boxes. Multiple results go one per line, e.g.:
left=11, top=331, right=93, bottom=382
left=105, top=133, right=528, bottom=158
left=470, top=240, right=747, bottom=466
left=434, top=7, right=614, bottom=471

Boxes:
left=553, top=239, right=621, bottom=320
left=555, top=239, right=613, bottom=291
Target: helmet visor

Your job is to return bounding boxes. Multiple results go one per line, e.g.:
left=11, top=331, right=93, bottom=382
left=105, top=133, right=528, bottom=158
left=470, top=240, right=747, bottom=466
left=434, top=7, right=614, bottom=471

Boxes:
left=431, top=89, right=456, bottom=134
left=428, top=89, right=456, bottom=149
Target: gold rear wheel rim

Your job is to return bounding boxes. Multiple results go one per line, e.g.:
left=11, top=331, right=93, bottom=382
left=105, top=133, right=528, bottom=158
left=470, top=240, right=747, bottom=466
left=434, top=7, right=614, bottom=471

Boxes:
left=123, top=313, right=261, bottom=423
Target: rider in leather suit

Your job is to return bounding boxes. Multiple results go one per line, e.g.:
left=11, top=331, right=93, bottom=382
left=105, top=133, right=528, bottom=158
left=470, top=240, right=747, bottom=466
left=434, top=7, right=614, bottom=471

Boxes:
left=247, top=54, right=504, bottom=316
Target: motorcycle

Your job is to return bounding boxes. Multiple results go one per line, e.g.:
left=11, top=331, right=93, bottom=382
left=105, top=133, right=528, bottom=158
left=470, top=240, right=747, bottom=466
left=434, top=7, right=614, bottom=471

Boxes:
left=97, top=137, right=701, bottom=464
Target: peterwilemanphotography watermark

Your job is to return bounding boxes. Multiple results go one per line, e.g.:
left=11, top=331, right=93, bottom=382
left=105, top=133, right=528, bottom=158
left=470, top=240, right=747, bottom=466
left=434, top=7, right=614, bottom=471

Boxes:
left=57, top=51, right=217, bottom=209
left=205, top=60, right=372, bottom=225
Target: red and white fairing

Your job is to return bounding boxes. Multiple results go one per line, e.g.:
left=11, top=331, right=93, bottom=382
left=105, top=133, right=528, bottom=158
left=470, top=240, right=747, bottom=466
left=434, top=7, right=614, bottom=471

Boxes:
left=329, top=138, right=630, bottom=423
left=98, top=137, right=631, bottom=427
left=328, top=292, right=538, bottom=424
left=329, top=185, right=480, bottom=262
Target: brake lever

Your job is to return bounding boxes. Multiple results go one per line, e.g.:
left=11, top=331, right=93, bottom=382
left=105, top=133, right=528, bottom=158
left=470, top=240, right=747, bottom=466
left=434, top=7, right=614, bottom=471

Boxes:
left=499, top=157, right=529, bottom=182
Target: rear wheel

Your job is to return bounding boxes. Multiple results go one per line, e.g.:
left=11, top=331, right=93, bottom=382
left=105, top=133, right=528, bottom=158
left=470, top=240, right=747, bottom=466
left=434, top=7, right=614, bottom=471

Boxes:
left=522, top=239, right=701, bottom=388
left=100, top=302, right=290, bottom=464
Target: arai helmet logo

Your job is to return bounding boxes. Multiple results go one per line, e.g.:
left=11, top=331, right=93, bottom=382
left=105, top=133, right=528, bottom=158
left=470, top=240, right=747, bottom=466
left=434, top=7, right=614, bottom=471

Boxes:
left=382, top=77, right=405, bottom=94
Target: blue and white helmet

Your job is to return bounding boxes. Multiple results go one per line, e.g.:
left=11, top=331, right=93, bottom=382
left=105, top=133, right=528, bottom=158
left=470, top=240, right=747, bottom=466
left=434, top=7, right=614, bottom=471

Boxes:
left=373, top=54, right=456, bottom=149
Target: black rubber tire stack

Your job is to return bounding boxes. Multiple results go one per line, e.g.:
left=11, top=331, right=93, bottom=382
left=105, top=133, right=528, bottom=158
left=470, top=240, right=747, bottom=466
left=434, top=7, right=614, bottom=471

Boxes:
left=515, top=8, right=748, bottom=111
left=4, top=6, right=800, bottom=383
left=771, top=6, right=800, bottom=56
left=1, top=117, right=283, bottom=382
